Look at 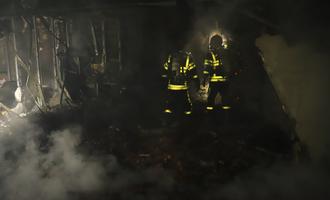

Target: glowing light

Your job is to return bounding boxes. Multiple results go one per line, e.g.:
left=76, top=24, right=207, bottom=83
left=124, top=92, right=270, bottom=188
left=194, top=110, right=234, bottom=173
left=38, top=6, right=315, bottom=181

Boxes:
left=209, top=30, right=230, bottom=49
left=184, top=111, right=192, bottom=115
left=222, top=106, right=231, bottom=110
left=164, top=109, right=172, bottom=114
left=210, top=75, right=227, bottom=82
left=167, top=84, right=188, bottom=90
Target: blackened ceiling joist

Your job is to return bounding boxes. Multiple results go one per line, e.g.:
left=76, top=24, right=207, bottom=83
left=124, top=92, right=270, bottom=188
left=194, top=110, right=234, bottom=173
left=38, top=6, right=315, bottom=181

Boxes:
left=0, top=0, right=327, bottom=37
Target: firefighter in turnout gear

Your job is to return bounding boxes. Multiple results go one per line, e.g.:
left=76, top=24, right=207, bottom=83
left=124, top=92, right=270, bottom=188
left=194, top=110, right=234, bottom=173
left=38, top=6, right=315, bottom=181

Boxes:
left=162, top=50, right=198, bottom=115
left=204, top=34, right=231, bottom=111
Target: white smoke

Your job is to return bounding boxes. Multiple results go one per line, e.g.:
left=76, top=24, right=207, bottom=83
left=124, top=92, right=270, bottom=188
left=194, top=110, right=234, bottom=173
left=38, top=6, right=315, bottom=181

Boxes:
left=0, top=118, right=106, bottom=200
left=0, top=118, right=176, bottom=200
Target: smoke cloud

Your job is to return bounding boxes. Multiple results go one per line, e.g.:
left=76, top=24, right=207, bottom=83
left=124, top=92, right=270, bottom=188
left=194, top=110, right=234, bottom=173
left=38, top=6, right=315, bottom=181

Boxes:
left=0, top=119, right=106, bottom=200
left=256, top=34, right=330, bottom=159
left=202, top=33, right=330, bottom=200
left=0, top=118, right=175, bottom=200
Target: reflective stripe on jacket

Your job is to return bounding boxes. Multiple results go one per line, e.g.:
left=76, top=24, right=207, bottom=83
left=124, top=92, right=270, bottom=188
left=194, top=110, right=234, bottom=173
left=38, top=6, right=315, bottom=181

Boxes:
left=204, top=50, right=227, bottom=82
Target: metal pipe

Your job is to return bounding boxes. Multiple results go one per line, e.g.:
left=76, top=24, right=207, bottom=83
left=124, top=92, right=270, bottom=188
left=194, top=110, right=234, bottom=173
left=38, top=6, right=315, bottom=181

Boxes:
left=32, top=16, right=47, bottom=108
left=65, top=19, right=71, bottom=48
left=5, top=36, right=12, bottom=80
left=101, top=20, right=106, bottom=66
left=50, top=17, right=58, bottom=89
left=32, top=16, right=42, bottom=86
left=11, top=17, right=20, bottom=87
left=90, top=21, right=99, bottom=56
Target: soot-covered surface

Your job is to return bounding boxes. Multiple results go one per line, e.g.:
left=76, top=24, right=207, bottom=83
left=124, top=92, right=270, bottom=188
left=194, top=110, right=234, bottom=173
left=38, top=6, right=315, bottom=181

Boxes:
left=25, top=94, right=295, bottom=200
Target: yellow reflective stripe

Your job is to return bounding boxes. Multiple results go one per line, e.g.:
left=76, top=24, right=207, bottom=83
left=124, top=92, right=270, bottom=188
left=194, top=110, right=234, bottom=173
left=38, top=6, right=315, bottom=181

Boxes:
left=186, top=90, right=192, bottom=105
left=185, top=111, right=192, bottom=115
left=192, top=75, right=198, bottom=79
left=178, top=67, right=187, bottom=73
left=182, top=66, right=196, bottom=72
left=203, top=71, right=209, bottom=74
left=164, top=55, right=171, bottom=70
left=210, top=52, right=221, bottom=67
left=213, top=75, right=226, bottom=79
left=161, top=75, right=167, bottom=78
left=167, top=55, right=171, bottom=63
left=164, top=109, right=172, bottom=113
left=211, top=52, right=216, bottom=62
left=210, top=78, right=226, bottom=82
left=185, top=55, right=190, bottom=69
left=205, top=60, right=219, bottom=67
left=168, top=84, right=188, bottom=90
left=222, top=106, right=231, bottom=110
left=187, top=63, right=196, bottom=71
left=164, top=62, right=168, bottom=70
left=210, top=75, right=227, bottom=82
left=207, top=106, right=214, bottom=110
left=204, top=60, right=212, bottom=65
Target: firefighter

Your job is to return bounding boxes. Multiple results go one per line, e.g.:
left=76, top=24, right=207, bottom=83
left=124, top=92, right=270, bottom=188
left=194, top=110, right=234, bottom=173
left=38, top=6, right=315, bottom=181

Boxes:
left=203, top=34, right=231, bottom=111
left=162, top=50, right=198, bottom=115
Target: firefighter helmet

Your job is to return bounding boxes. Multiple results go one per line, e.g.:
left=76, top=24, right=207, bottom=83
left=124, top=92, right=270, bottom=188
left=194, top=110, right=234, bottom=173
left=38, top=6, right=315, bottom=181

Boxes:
left=209, top=34, right=223, bottom=50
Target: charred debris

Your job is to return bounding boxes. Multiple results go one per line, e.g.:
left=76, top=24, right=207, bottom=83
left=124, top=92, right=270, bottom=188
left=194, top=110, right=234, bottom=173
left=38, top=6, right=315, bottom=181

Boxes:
left=0, top=1, right=307, bottom=199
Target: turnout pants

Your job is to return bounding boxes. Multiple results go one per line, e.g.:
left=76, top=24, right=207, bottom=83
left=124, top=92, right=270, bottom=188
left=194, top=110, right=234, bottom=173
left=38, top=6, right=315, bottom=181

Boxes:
left=207, top=81, right=230, bottom=110
left=165, top=89, right=192, bottom=115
